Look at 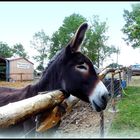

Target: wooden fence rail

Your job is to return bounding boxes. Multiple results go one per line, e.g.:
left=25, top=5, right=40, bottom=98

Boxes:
left=0, top=90, right=65, bottom=128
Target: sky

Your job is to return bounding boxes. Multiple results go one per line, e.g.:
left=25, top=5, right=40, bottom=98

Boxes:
left=0, top=1, right=140, bottom=68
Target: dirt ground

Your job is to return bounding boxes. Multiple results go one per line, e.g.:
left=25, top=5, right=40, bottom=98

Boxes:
left=54, top=99, right=116, bottom=138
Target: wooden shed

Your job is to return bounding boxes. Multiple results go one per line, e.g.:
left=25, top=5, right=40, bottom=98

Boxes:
left=0, top=57, right=34, bottom=81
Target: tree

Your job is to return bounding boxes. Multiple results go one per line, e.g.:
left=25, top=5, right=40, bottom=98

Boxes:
left=122, top=3, right=140, bottom=48
left=84, top=15, right=111, bottom=67
left=49, top=13, right=118, bottom=68
left=84, top=16, right=119, bottom=67
left=30, top=30, right=50, bottom=71
left=0, top=42, right=13, bottom=58
left=12, top=43, right=29, bottom=58
left=49, top=13, right=87, bottom=59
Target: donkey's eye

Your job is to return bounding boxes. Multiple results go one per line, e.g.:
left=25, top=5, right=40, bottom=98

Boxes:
left=77, top=65, right=87, bottom=70
left=75, top=63, right=89, bottom=73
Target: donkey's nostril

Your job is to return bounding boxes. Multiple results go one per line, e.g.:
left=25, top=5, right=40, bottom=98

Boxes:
left=101, top=91, right=111, bottom=103
left=101, top=94, right=106, bottom=101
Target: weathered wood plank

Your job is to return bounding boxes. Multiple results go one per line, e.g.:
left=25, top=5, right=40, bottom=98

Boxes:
left=0, top=90, right=65, bottom=128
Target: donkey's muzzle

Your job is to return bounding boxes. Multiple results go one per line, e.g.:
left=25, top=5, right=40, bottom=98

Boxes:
left=89, top=81, right=111, bottom=112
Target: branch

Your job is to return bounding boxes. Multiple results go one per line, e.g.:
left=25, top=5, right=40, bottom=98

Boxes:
left=98, top=68, right=116, bottom=79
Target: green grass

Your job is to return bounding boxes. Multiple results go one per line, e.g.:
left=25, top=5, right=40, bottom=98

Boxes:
left=107, top=86, right=140, bottom=138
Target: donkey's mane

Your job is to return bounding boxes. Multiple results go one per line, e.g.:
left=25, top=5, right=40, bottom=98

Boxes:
left=41, top=48, right=64, bottom=78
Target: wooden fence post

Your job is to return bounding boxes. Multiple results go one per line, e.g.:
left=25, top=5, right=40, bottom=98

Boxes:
left=118, top=71, right=122, bottom=98
left=111, top=72, right=116, bottom=112
left=127, top=67, right=132, bottom=85
left=21, top=73, right=23, bottom=82
left=100, top=111, right=104, bottom=138
left=122, top=68, right=127, bottom=81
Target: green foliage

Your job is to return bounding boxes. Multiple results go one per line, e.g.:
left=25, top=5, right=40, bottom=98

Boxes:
left=49, top=13, right=118, bottom=68
left=49, top=13, right=87, bottom=59
left=0, top=42, right=13, bottom=58
left=84, top=16, right=118, bottom=67
left=122, top=3, right=140, bottom=48
left=30, top=29, right=50, bottom=71
left=36, top=62, right=44, bottom=71
left=0, top=42, right=29, bottom=59
left=12, top=43, right=29, bottom=58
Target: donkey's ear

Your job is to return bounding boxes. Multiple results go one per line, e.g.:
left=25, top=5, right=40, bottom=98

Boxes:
left=68, top=22, right=88, bottom=53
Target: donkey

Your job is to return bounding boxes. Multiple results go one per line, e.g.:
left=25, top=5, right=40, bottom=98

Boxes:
left=0, top=22, right=110, bottom=137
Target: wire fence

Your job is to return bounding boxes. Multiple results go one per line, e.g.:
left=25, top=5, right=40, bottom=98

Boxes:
left=99, top=67, right=132, bottom=138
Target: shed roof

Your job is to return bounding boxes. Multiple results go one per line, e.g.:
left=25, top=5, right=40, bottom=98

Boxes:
left=6, top=57, right=34, bottom=65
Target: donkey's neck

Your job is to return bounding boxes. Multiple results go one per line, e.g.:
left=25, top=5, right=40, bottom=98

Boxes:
left=30, top=68, right=62, bottom=96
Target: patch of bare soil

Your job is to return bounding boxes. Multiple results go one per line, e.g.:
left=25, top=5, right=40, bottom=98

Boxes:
left=0, top=81, right=32, bottom=88
left=54, top=100, right=116, bottom=138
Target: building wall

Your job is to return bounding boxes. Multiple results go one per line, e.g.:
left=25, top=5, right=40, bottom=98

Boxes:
left=9, top=58, right=34, bottom=81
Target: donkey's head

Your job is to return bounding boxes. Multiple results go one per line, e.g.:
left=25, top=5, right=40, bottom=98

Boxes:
left=41, top=22, right=110, bottom=112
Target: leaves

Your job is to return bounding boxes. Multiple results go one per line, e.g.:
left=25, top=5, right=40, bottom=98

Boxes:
left=84, top=15, right=117, bottom=67
left=30, top=29, right=50, bottom=71
left=122, top=3, right=140, bottom=48
left=49, top=13, right=87, bottom=59
left=48, top=13, right=117, bottom=68
left=0, top=42, right=29, bottom=59
left=12, top=43, right=29, bottom=59
left=0, top=42, right=13, bottom=58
